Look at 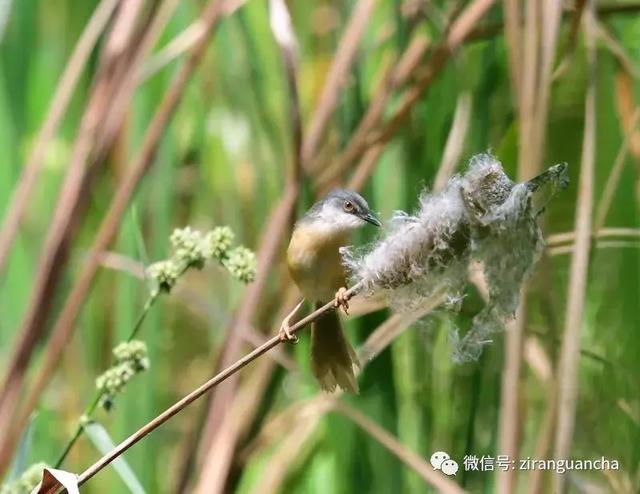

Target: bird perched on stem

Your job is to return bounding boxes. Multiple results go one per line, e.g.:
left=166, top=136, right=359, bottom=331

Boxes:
left=280, top=189, right=381, bottom=393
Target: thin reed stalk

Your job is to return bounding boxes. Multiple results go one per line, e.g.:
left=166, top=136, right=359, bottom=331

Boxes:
left=553, top=3, right=596, bottom=492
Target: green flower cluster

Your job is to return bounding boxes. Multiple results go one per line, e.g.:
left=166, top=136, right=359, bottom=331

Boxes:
left=170, top=226, right=207, bottom=269
left=146, top=226, right=256, bottom=295
left=204, top=226, right=234, bottom=260
left=113, top=340, right=149, bottom=371
left=0, top=462, right=48, bottom=494
left=146, top=260, right=181, bottom=294
left=223, top=246, right=257, bottom=284
left=95, top=340, right=149, bottom=410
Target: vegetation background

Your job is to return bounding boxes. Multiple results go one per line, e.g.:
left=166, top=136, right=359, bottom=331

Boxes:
left=0, top=0, right=638, bottom=492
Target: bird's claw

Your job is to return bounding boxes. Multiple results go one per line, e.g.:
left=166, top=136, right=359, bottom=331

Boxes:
left=278, top=299, right=304, bottom=344
left=279, top=323, right=299, bottom=344
left=334, top=287, right=350, bottom=315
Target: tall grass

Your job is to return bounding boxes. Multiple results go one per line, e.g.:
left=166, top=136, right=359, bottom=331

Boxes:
left=0, top=1, right=639, bottom=493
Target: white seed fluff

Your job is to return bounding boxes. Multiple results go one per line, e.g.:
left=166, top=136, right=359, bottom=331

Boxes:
left=343, top=153, right=567, bottom=362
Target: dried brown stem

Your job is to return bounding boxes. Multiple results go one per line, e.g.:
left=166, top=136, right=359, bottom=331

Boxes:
left=302, top=0, right=376, bottom=171
left=497, top=2, right=536, bottom=489
left=466, top=2, right=640, bottom=45
left=137, top=21, right=206, bottom=82
left=497, top=2, right=563, bottom=491
left=347, top=143, right=385, bottom=191
left=0, top=0, right=242, bottom=472
left=0, top=0, right=150, bottom=469
left=547, top=240, right=640, bottom=256
left=596, top=21, right=640, bottom=81
left=193, top=358, right=277, bottom=494
left=76, top=284, right=362, bottom=488
left=433, top=91, right=473, bottom=192
left=502, top=0, right=522, bottom=105
left=0, top=0, right=136, bottom=404
left=0, top=0, right=119, bottom=278
left=534, top=0, right=563, bottom=168
left=554, top=3, right=596, bottom=492
left=193, top=2, right=303, bottom=490
left=95, top=0, right=182, bottom=156
left=369, top=0, right=495, bottom=142
left=197, top=191, right=301, bottom=461
left=252, top=399, right=325, bottom=494
left=313, top=35, right=424, bottom=189
left=318, top=0, right=496, bottom=190
left=527, top=380, right=558, bottom=494
left=136, top=0, right=247, bottom=83
left=496, top=303, right=527, bottom=494
left=243, top=292, right=446, bottom=492
left=594, top=109, right=640, bottom=231
left=334, top=402, right=466, bottom=494
left=547, top=227, right=640, bottom=246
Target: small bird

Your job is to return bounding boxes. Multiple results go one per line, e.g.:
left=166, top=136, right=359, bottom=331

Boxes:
left=280, top=189, right=381, bottom=393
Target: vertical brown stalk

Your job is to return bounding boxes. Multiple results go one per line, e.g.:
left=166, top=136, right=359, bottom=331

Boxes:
left=0, top=0, right=119, bottom=278
left=193, top=1, right=304, bottom=490
left=594, top=108, right=640, bottom=232
left=247, top=296, right=446, bottom=492
left=0, top=0, right=240, bottom=474
left=553, top=2, right=596, bottom=492
left=318, top=0, right=496, bottom=190
left=533, top=0, right=563, bottom=169
left=316, top=34, right=430, bottom=189
left=194, top=358, right=277, bottom=494
left=0, top=0, right=147, bottom=435
left=302, top=0, right=377, bottom=172
left=517, top=0, right=540, bottom=176
left=497, top=0, right=563, bottom=491
left=74, top=286, right=361, bottom=488
left=496, top=306, right=527, bottom=494
left=194, top=1, right=381, bottom=489
left=502, top=0, right=521, bottom=105
left=433, top=91, right=472, bottom=192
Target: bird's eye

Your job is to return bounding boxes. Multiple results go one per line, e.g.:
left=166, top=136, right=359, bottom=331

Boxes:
left=343, top=201, right=354, bottom=212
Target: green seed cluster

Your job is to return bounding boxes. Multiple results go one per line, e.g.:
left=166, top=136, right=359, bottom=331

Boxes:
left=204, top=226, right=235, bottom=260
left=113, top=340, right=150, bottom=372
left=170, top=226, right=207, bottom=269
left=146, top=225, right=256, bottom=295
left=146, top=260, right=181, bottom=294
left=223, top=246, right=257, bottom=283
left=95, top=340, right=149, bottom=410
left=0, top=462, right=49, bottom=494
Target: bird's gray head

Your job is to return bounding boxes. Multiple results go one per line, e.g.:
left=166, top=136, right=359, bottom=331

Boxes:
left=301, top=189, right=381, bottom=233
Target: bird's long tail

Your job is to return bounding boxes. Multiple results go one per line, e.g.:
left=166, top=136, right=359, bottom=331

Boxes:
left=311, top=304, right=360, bottom=393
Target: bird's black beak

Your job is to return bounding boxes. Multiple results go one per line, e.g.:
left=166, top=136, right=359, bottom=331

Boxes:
left=361, top=211, right=382, bottom=227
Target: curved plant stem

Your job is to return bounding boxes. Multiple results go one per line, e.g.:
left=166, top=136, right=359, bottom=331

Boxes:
left=54, top=394, right=102, bottom=468
left=76, top=283, right=363, bottom=488
left=54, top=291, right=160, bottom=468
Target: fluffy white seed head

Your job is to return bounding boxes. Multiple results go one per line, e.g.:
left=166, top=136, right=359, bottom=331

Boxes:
left=343, top=174, right=471, bottom=311
left=343, top=153, right=566, bottom=361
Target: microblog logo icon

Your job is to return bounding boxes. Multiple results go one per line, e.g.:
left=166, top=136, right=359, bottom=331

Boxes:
left=430, top=451, right=459, bottom=476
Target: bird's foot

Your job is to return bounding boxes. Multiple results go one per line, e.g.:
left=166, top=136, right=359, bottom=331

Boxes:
left=278, top=299, right=304, bottom=344
left=333, top=287, right=350, bottom=315
left=279, top=321, right=299, bottom=344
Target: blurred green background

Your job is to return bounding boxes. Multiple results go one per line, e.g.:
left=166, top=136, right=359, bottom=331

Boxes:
left=0, top=1, right=639, bottom=493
